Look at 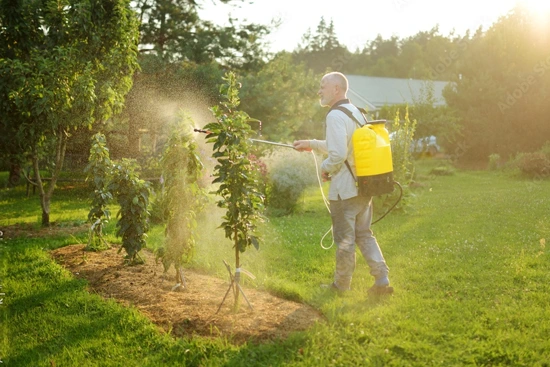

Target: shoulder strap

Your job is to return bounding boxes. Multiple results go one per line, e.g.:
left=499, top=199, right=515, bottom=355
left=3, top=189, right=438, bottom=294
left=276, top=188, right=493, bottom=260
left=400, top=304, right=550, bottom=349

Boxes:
left=344, top=160, right=356, bottom=181
left=331, top=106, right=368, bottom=128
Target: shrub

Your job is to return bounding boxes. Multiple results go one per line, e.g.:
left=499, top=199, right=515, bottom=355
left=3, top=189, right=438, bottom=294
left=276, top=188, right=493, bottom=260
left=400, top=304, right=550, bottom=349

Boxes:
left=390, top=107, right=417, bottom=186
left=539, top=141, right=550, bottom=159
left=517, top=152, right=550, bottom=177
left=264, top=149, right=319, bottom=215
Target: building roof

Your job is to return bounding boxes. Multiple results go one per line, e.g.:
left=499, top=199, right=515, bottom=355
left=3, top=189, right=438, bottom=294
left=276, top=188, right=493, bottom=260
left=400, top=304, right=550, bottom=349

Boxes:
left=345, top=74, right=451, bottom=111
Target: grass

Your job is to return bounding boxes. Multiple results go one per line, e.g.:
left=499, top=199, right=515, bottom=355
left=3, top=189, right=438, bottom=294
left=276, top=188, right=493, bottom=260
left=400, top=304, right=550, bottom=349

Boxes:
left=0, top=175, right=90, bottom=227
left=2, top=160, right=550, bottom=366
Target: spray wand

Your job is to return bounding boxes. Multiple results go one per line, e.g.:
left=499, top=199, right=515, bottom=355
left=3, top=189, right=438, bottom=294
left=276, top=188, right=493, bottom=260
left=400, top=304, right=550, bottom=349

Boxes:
left=193, top=128, right=295, bottom=149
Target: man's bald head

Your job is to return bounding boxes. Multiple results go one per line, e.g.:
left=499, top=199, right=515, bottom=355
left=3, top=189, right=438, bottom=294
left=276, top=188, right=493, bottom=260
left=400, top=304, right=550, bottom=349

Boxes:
left=323, top=72, right=349, bottom=92
left=318, top=72, right=348, bottom=107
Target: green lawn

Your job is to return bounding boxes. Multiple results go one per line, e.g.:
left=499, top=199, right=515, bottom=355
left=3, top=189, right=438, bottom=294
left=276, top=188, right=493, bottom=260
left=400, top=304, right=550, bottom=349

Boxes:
left=1, top=162, right=550, bottom=366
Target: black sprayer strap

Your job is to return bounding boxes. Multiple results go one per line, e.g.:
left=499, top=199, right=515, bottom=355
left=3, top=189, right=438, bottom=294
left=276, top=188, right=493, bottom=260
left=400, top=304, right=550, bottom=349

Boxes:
left=344, top=160, right=357, bottom=182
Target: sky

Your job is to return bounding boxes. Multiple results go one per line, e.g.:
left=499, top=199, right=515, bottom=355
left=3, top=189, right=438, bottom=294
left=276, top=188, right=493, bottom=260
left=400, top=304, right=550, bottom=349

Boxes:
left=198, top=0, right=536, bottom=53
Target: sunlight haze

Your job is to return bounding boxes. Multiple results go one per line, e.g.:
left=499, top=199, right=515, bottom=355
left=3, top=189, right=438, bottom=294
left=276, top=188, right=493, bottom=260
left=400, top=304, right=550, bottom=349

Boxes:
left=199, top=0, right=542, bottom=52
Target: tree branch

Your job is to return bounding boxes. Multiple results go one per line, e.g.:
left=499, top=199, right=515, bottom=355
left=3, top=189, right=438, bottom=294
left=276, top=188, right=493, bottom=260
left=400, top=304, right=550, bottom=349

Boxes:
left=21, top=167, right=39, bottom=187
left=47, top=127, right=68, bottom=198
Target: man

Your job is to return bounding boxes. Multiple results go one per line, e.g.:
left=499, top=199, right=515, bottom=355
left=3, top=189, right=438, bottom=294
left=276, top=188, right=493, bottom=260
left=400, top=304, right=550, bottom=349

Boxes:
left=293, top=72, right=393, bottom=295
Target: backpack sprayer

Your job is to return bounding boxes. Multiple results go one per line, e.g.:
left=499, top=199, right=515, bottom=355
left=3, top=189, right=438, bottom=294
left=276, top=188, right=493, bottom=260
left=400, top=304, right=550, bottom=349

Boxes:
left=333, top=107, right=403, bottom=225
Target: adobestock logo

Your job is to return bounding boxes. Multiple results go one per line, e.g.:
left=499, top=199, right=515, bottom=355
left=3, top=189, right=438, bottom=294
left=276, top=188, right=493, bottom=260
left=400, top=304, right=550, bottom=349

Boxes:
left=498, top=54, right=550, bottom=113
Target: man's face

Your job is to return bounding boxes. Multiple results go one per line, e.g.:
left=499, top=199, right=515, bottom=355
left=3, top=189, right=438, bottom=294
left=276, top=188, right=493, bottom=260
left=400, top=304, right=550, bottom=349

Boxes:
left=318, top=77, right=337, bottom=107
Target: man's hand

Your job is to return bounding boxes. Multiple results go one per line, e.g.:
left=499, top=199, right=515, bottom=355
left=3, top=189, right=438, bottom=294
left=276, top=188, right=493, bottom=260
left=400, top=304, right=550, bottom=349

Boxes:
left=293, top=140, right=312, bottom=152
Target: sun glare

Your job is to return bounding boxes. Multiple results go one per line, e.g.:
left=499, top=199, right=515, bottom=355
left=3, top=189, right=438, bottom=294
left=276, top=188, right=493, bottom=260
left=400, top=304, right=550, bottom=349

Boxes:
left=517, top=0, right=550, bottom=35
left=519, top=0, right=550, bottom=13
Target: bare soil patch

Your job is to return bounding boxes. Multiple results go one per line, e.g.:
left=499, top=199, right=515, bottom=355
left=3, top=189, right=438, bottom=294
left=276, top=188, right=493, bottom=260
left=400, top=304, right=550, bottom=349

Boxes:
left=50, top=244, right=324, bottom=344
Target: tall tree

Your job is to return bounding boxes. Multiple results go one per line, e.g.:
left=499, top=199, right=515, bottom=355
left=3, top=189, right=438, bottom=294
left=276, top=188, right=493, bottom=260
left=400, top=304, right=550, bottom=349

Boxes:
left=134, top=0, right=270, bottom=70
left=115, top=0, right=272, bottom=159
left=444, top=5, right=550, bottom=161
left=0, top=0, right=140, bottom=226
left=239, top=52, right=321, bottom=142
left=294, top=17, right=352, bottom=74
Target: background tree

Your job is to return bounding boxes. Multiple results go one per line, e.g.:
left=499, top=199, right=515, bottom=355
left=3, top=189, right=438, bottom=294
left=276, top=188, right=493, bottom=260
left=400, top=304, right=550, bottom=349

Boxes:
left=239, top=53, right=321, bottom=142
left=116, top=0, right=272, bottom=159
left=293, top=17, right=352, bottom=75
left=0, top=0, right=140, bottom=226
left=444, top=5, right=550, bottom=161
left=135, top=0, right=271, bottom=69
left=120, top=59, right=224, bottom=158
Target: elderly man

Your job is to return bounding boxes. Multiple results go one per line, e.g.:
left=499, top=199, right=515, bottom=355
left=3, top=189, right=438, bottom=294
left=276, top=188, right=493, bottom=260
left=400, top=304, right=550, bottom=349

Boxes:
left=293, top=72, right=393, bottom=295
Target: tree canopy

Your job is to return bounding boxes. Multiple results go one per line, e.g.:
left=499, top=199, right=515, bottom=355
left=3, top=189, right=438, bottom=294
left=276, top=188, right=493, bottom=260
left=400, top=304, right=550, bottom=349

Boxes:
left=293, top=9, right=550, bottom=161
left=134, top=0, right=271, bottom=70
left=0, top=0, right=140, bottom=225
left=3, top=1, right=549, bottom=185
left=444, top=6, right=550, bottom=160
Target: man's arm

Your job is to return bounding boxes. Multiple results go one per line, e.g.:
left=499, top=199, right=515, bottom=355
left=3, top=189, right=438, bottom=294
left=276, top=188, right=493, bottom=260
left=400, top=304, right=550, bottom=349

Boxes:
left=293, top=139, right=327, bottom=153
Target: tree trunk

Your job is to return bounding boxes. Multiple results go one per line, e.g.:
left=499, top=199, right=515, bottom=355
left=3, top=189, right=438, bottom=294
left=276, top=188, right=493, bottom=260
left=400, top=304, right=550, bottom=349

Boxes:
left=41, top=199, right=50, bottom=226
left=8, top=162, right=21, bottom=187
left=33, top=128, right=68, bottom=227
left=32, top=154, right=50, bottom=227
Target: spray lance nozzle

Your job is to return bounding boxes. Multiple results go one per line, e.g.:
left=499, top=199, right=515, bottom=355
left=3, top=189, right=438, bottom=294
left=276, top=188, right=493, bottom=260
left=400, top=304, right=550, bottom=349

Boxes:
left=194, top=128, right=211, bottom=134
left=193, top=128, right=295, bottom=149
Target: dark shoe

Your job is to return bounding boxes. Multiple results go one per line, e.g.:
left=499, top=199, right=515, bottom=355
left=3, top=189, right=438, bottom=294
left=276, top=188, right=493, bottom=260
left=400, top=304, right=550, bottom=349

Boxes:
left=367, top=284, right=394, bottom=295
left=320, top=282, right=346, bottom=295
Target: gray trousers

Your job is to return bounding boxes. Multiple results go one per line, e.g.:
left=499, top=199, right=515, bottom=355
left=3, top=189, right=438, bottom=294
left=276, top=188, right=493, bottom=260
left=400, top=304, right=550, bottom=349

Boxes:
left=330, top=196, right=389, bottom=290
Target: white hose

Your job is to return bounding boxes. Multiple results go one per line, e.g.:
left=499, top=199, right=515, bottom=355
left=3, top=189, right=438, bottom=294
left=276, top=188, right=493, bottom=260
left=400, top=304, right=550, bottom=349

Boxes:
left=311, top=151, right=334, bottom=250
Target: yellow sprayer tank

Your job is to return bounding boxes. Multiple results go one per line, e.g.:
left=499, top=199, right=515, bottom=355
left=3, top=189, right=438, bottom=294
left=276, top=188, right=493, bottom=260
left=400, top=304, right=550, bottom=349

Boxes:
left=352, top=120, right=393, bottom=176
left=352, top=120, right=395, bottom=197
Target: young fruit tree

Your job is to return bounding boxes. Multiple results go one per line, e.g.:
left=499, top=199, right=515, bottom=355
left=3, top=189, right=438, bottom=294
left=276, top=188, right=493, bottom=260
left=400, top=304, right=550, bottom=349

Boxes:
left=156, top=116, right=205, bottom=288
left=85, top=133, right=151, bottom=263
left=109, top=159, right=151, bottom=264
left=0, top=0, right=139, bottom=226
left=203, top=72, right=265, bottom=310
left=84, top=133, right=113, bottom=251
